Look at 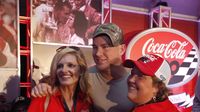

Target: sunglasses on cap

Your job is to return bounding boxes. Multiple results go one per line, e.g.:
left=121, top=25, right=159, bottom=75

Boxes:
left=56, top=46, right=80, bottom=52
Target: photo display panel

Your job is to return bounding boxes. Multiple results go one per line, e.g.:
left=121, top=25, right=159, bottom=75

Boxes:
left=32, top=0, right=102, bottom=46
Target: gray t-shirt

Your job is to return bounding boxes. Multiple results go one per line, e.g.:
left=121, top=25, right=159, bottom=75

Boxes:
left=88, top=66, right=134, bottom=112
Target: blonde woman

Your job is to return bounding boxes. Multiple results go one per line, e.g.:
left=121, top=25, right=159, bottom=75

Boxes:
left=28, top=46, right=92, bottom=112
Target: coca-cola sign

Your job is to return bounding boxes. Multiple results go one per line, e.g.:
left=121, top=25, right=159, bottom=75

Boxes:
left=126, top=28, right=199, bottom=88
left=126, top=28, right=200, bottom=111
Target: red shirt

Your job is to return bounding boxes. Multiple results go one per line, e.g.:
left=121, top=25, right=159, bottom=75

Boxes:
left=28, top=91, right=91, bottom=112
left=133, top=99, right=180, bottom=112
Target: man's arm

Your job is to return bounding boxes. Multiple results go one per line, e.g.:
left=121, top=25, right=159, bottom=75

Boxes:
left=31, top=83, right=53, bottom=97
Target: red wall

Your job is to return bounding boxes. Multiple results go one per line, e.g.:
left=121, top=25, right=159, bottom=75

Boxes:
left=110, top=9, right=198, bottom=46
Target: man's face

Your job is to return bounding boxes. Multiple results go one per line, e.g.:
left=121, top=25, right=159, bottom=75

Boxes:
left=58, top=6, right=71, bottom=24
left=92, top=35, right=124, bottom=71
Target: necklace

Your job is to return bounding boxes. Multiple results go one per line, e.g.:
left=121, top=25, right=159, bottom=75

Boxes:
left=61, top=82, right=80, bottom=112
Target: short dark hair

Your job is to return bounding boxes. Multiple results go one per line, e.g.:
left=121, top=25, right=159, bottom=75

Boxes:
left=73, top=10, right=88, bottom=37
left=54, top=1, right=72, bottom=11
left=93, top=34, right=113, bottom=46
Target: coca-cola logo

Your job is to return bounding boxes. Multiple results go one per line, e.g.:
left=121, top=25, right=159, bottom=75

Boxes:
left=142, top=38, right=188, bottom=59
left=126, top=28, right=199, bottom=88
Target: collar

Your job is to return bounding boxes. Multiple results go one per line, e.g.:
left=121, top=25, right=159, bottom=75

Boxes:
left=134, top=99, right=179, bottom=112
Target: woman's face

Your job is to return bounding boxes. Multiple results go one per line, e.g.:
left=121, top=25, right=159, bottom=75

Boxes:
left=56, top=53, right=80, bottom=86
left=127, top=67, right=158, bottom=105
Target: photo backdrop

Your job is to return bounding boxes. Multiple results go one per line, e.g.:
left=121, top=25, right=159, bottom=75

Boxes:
left=0, top=0, right=19, bottom=103
left=32, top=0, right=102, bottom=46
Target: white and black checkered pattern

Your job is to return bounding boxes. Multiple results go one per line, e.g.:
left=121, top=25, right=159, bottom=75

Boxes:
left=169, top=48, right=198, bottom=85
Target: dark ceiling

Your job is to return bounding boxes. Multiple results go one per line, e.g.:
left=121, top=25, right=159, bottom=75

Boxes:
left=112, top=0, right=200, bottom=21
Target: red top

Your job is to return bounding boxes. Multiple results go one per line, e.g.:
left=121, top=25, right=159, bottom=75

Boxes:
left=133, top=99, right=180, bottom=112
left=28, top=90, right=91, bottom=112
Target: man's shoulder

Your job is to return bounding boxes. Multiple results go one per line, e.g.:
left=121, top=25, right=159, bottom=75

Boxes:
left=88, top=65, right=99, bottom=74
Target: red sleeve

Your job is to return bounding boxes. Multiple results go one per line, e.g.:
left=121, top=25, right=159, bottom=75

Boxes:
left=28, top=97, right=46, bottom=112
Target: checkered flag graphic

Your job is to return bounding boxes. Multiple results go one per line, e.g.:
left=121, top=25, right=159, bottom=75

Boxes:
left=169, top=48, right=198, bottom=85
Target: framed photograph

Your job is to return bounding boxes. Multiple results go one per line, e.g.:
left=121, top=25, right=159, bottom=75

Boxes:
left=0, top=0, right=19, bottom=106
left=0, top=0, right=18, bottom=68
left=32, top=0, right=102, bottom=46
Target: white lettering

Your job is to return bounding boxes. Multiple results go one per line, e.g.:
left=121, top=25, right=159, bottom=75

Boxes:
left=142, top=38, right=188, bottom=59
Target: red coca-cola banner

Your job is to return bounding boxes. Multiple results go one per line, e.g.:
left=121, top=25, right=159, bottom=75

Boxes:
left=125, top=28, right=200, bottom=112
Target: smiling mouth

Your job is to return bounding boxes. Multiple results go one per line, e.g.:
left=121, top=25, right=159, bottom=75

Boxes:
left=59, top=73, right=72, bottom=79
left=60, top=76, right=74, bottom=82
left=62, top=75, right=71, bottom=78
left=96, top=59, right=106, bottom=64
left=128, top=83, right=138, bottom=91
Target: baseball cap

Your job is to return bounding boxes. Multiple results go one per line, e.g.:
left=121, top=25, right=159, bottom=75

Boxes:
left=93, top=23, right=124, bottom=46
left=123, top=54, right=171, bottom=85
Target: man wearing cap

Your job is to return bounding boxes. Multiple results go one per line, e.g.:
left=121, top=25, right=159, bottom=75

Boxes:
left=31, top=23, right=134, bottom=112
left=87, top=23, right=134, bottom=111
left=123, top=54, right=179, bottom=112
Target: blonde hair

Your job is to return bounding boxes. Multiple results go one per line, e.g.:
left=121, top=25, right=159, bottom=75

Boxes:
left=49, top=46, right=90, bottom=98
